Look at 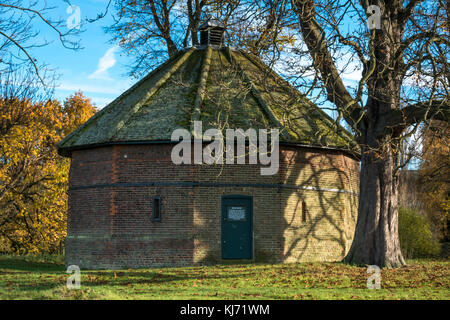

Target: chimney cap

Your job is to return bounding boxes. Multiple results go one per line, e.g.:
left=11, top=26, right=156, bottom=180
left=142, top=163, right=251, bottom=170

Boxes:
left=199, top=18, right=225, bottom=30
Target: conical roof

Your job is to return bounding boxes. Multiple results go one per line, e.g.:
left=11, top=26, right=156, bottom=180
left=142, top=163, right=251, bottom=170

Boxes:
left=58, top=46, right=356, bottom=157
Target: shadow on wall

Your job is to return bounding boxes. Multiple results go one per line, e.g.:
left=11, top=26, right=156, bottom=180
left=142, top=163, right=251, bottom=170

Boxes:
left=279, top=148, right=359, bottom=263
left=188, top=48, right=359, bottom=265
left=190, top=145, right=359, bottom=265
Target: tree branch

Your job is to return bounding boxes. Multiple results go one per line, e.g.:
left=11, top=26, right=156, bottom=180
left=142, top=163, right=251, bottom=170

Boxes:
left=0, top=29, right=44, bottom=85
left=0, top=2, right=79, bottom=49
left=291, top=0, right=364, bottom=128
left=387, top=100, right=450, bottom=130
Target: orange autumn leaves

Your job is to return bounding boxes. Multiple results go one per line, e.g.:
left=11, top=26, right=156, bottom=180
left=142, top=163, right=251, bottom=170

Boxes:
left=418, top=121, right=450, bottom=241
left=0, top=92, right=96, bottom=253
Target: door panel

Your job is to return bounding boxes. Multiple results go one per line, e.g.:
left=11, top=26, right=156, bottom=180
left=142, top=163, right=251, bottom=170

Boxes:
left=221, top=196, right=253, bottom=259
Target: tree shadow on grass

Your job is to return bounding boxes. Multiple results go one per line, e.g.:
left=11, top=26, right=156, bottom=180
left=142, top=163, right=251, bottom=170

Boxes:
left=0, top=256, right=65, bottom=272
left=2, top=265, right=258, bottom=295
left=1, top=257, right=263, bottom=293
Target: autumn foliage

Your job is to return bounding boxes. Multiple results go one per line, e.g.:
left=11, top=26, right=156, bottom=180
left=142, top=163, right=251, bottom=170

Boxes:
left=418, top=122, right=450, bottom=242
left=0, top=91, right=96, bottom=253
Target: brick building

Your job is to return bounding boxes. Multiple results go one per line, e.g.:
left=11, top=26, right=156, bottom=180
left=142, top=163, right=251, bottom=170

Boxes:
left=58, top=21, right=360, bottom=269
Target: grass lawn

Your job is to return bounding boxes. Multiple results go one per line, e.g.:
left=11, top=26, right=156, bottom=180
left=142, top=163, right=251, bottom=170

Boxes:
left=0, top=255, right=448, bottom=300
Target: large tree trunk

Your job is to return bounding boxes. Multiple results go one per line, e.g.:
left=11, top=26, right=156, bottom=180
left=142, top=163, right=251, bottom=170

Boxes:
left=291, top=0, right=436, bottom=268
left=343, top=4, right=407, bottom=268
left=344, top=133, right=406, bottom=268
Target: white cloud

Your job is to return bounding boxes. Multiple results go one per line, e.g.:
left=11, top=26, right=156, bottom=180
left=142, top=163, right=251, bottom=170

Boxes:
left=57, top=80, right=130, bottom=95
left=338, top=52, right=363, bottom=84
left=88, top=46, right=119, bottom=80
left=89, top=96, right=114, bottom=108
left=55, top=77, right=133, bottom=109
left=342, top=69, right=362, bottom=82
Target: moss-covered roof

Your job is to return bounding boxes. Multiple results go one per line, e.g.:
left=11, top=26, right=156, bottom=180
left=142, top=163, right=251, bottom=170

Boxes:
left=58, top=46, right=356, bottom=157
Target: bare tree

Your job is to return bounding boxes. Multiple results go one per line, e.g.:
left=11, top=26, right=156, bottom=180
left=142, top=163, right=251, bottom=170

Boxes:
left=106, top=0, right=278, bottom=77
left=0, top=0, right=80, bottom=85
left=286, top=0, right=449, bottom=267
left=106, top=0, right=209, bottom=77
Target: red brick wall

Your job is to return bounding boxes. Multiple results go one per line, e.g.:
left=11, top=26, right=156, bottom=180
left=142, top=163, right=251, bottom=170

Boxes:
left=66, top=143, right=359, bottom=269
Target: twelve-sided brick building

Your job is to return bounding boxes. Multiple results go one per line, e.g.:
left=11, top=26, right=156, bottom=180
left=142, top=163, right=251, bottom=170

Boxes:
left=58, top=21, right=360, bottom=269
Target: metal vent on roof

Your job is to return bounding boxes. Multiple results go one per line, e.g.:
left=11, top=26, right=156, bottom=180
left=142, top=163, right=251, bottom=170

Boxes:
left=199, top=19, right=225, bottom=46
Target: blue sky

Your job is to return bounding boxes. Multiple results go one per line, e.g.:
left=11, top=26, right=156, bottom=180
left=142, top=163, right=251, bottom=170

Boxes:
left=31, top=0, right=368, bottom=111
left=34, top=0, right=135, bottom=108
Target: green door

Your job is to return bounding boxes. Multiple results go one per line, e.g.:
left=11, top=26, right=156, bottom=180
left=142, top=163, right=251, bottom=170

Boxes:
left=221, top=195, right=253, bottom=259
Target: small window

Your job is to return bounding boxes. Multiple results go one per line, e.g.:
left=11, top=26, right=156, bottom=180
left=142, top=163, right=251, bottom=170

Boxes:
left=152, top=196, right=161, bottom=222
left=302, top=201, right=307, bottom=223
